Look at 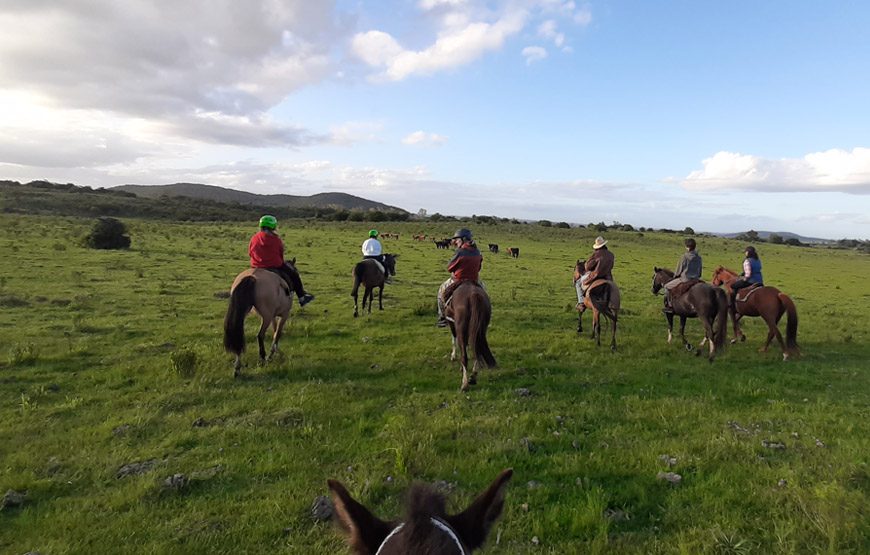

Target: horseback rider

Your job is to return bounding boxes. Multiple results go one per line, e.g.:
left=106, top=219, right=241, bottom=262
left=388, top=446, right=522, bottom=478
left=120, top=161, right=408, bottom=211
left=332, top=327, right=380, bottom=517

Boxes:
left=730, top=245, right=763, bottom=311
left=575, top=236, right=614, bottom=309
left=663, top=238, right=702, bottom=313
left=248, top=215, right=315, bottom=307
left=436, top=228, right=483, bottom=328
left=361, top=229, right=390, bottom=283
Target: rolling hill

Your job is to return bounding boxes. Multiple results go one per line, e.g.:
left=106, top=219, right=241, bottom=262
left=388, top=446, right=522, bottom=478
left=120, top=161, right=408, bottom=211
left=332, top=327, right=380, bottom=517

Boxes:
left=112, top=183, right=407, bottom=213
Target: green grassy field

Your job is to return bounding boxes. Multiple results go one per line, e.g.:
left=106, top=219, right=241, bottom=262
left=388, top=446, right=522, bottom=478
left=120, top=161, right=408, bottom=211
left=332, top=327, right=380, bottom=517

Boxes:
left=1, top=214, right=868, bottom=554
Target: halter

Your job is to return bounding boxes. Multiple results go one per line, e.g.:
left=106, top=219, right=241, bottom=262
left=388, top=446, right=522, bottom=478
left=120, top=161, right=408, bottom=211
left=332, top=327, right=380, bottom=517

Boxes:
left=375, top=517, right=467, bottom=555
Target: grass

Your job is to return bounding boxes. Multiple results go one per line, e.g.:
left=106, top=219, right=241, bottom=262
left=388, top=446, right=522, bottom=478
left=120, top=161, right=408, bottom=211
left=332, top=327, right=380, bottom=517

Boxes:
left=0, top=214, right=868, bottom=554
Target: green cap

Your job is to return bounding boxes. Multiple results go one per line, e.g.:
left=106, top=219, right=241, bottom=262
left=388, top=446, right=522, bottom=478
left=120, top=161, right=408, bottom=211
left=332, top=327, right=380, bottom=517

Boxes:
left=369, top=229, right=379, bottom=237
left=259, top=215, right=277, bottom=229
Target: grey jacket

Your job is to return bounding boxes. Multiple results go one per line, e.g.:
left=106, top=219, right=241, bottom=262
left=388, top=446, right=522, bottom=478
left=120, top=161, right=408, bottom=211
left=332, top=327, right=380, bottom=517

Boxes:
left=673, top=250, right=702, bottom=282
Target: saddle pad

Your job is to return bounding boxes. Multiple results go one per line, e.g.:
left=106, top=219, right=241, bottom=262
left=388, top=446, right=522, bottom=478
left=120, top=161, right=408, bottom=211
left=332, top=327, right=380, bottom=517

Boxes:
left=371, top=259, right=385, bottom=274
left=736, top=284, right=762, bottom=302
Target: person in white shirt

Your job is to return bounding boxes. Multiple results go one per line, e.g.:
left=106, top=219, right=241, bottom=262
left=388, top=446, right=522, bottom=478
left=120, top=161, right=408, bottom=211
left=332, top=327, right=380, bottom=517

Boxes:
left=362, top=229, right=382, bottom=259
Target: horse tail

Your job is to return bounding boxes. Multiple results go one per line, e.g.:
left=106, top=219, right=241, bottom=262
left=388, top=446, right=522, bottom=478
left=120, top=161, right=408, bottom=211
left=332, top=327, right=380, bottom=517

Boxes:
left=714, top=287, right=728, bottom=350
left=351, top=262, right=364, bottom=297
left=470, top=292, right=496, bottom=368
left=779, top=293, right=799, bottom=353
left=224, top=276, right=256, bottom=355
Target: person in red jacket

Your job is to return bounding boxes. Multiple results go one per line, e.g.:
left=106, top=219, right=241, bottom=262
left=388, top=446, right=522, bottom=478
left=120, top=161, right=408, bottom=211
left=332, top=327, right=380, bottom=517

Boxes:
left=436, top=227, right=483, bottom=327
left=249, top=215, right=315, bottom=306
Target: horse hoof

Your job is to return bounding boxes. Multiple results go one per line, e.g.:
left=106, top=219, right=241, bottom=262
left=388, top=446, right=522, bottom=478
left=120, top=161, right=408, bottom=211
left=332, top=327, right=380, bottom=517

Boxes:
left=730, top=338, right=737, bottom=345
left=233, top=369, right=241, bottom=378
left=468, top=374, right=477, bottom=385
left=740, top=335, right=747, bottom=342
left=611, top=345, right=617, bottom=353
left=685, top=344, right=693, bottom=352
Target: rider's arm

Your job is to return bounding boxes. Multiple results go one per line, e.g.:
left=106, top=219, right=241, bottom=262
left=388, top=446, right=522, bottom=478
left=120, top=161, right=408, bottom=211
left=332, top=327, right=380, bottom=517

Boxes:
left=743, top=259, right=751, bottom=278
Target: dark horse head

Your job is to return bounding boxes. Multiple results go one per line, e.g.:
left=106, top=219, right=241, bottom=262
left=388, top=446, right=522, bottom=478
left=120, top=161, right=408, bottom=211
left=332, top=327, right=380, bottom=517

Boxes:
left=328, top=469, right=512, bottom=554
left=382, top=253, right=397, bottom=277
left=651, top=266, right=673, bottom=295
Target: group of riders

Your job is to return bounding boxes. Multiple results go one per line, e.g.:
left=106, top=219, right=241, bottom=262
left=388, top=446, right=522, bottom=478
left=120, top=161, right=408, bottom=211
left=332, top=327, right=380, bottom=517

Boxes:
left=248, top=213, right=764, bottom=321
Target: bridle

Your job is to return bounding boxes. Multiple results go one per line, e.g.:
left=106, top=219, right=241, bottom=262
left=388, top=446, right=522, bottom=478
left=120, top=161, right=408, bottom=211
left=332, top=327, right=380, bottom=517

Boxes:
left=375, top=517, right=467, bottom=555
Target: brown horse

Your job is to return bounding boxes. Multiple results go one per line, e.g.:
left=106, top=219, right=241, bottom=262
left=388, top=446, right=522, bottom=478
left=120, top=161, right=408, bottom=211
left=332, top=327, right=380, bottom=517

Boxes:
left=445, top=282, right=496, bottom=391
left=651, top=267, right=728, bottom=360
left=223, top=261, right=296, bottom=377
left=573, top=260, right=621, bottom=351
left=711, top=266, right=799, bottom=360
left=351, top=254, right=398, bottom=317
left=329, top=469, right=512, bottom=554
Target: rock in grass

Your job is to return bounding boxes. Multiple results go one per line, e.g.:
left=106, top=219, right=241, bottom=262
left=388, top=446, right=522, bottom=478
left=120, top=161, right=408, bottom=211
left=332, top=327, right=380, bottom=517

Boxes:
left=112, top=424, right=132, bottom=437
left=1, top=489, right=26, bottom=510
left=311, top=495, right=334, bottom=521
left=162, top=474, right=189, bottom=491
left=116, top=459, right=158, bottom=479
left=761, top=440, right=786, bottom=450
left=658, top=454, right=678, bottom=467
left=657, top=472, right=682, bottom=485
left=515, top=388, right=532, bottom=397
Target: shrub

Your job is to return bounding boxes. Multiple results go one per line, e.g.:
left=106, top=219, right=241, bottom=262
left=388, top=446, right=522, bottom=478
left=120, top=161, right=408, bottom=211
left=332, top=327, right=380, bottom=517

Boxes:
left=9, top=343, right=38, bottom=365
left=84, top=217, right=131, bottom=249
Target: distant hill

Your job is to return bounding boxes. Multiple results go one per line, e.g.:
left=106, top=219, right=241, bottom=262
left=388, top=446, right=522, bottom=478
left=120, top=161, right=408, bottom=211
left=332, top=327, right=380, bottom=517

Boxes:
left=718, top=230, right=830, bottom=244
left=112, top=183, right=407, bottom=213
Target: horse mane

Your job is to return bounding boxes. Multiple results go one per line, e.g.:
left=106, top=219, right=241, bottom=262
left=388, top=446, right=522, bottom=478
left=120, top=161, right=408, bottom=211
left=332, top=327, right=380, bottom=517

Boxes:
left=402, top=484, right=453, bottom=551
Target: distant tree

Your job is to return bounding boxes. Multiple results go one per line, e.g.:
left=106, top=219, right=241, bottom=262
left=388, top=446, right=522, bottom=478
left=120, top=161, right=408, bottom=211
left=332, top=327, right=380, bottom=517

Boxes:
left=368, top=210, right=387, bottom=222
left=429, top=213, right=445, bottom=222
left=683, top=226, right=695, bottom=235
left=538, top=220, right=552, bottom=227
left=555, top=221, right=570, bottom=229
left=784, top=237, right=802, bottom=246
left=595, top=222, right=608, bottom=232
left=737, top=230, right=762, bottom=242
left=620, top=224, right=635, bottom=231
left=347, top=210, right=365, bottom=222
left=768, top=233, right=784, bottom=244
left=84, top=217, right=131, bottom=249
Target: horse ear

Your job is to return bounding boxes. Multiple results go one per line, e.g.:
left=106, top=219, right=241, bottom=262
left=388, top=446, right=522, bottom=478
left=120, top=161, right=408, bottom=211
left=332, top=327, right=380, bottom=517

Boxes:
left=290, top=257, right=296, bottom=265
left=328, top=480, right=394, bottom=554
left=445, top=469, right=513, bottom=551
left=654, top=266, right=660, bottom=272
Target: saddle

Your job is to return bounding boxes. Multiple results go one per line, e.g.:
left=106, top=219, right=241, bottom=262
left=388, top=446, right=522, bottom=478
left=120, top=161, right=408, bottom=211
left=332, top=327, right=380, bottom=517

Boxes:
left=671, top=279, right=703, bottom=299
left=736, top=283, right=763, bottom=302
left=262, top=268, right=292, bottom=295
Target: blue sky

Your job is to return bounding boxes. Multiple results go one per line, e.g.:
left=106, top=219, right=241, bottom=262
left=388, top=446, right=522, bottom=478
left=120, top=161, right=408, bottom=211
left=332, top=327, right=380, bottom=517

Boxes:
left=1, top=1, right=868, bottom=238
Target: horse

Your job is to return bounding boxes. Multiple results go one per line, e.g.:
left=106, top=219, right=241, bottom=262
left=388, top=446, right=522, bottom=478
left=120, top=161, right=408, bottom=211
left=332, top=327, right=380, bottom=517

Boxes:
left=507, top=247, right=519, bottom=258
left=573, top=259, right=621, bottom=351
left=328, top=468, right=512, bottom=555
left=223, top=261, right=296, bottom=377
left=651, top=267, right=728, bottom=361
left=351, top=254, right=397, bottom=317
left=711, top=266, right=799, bottom=360
left=445, top=282, right=496, bottom=391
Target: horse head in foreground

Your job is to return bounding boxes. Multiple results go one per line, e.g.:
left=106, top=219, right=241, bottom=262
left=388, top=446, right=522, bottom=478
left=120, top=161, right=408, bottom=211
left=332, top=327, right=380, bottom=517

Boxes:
left=445, top=282, right=496, bottom=391
left=352, top=254, right=398, bottom=317
left=223, top=260, right=297, bottom=377
left=574, top=259, right=621, bottom=351
left=711, top=266, right=799, bottom=360
left=651, top=266, right=728, bottom=361
left=329, top=468, right=512, bottom=554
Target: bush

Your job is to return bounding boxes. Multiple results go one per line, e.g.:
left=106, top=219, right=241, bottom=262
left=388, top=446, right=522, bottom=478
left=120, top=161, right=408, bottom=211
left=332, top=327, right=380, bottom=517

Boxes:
left=84, top=217, right=131, bottom=249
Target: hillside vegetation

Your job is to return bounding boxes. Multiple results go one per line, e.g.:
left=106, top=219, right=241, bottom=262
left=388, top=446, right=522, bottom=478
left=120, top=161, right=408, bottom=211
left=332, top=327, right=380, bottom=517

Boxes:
left=1, top=215, right=868, bottom=554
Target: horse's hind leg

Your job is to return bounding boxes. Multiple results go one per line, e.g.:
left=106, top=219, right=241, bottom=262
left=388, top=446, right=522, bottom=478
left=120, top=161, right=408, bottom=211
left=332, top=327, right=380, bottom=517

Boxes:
left=257, top=318, right=269, bottom=364
left=378, top=285, right=384, bottom=310
left=577, top=311, right=583, bottom=334
left=450, top=329, right=458, bottom=361
left=352, top=292, right=359, bottom=318
left=680, top=316, right=692, bottom=351
left=593, top=310, right=601, bottom=346
left=610, top=316, right=617, bottom=352
left=233, top=355, right=242, bottom=378
left=267, top=315, right=288, bottom=362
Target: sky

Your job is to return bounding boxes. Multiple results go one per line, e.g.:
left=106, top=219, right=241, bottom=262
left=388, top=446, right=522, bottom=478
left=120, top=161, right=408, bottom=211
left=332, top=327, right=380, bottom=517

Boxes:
left=1, top=1, right=869, bottom=239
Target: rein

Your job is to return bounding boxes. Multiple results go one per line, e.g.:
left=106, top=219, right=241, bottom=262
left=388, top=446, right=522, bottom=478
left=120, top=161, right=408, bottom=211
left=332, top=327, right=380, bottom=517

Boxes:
left=375, top=517, right=466, bottom=555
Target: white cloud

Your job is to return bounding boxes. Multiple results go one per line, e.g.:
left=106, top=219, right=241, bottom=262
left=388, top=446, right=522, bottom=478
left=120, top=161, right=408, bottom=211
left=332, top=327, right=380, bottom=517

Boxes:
left=419, top=0, right=468, bottom=10
left=402, top=131, right=448, bottom=147
left=0, top=1, right=340, bottom=146
left=329, top=121, right=385, bottom=146
left=352, top=9, right=528, bottom=81
left=681, top=148, right=870, bottom=194
left=538, top=20, right=565, bottom=47
left=522, top=46, right=548, bottom=65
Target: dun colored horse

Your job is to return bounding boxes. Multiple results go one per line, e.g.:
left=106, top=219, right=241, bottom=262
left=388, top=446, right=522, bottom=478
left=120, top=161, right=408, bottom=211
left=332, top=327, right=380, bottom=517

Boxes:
left=651, top=267, right=728, bottom=361
left=573, top=260, right=621, bottom=351
left=351, top=254, right=397, bottom=317
left=223, top=261, right=296, bottom=377
left=328, top=468, right=512, bottom=555
left=711, top=266, right=799, bottom=360
left=445, top=282, right=496, bottom=391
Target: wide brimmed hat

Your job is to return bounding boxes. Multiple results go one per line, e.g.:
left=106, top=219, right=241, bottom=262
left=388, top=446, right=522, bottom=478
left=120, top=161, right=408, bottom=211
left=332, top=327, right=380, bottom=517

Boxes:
left=592, top=236, right=607, bottom=249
